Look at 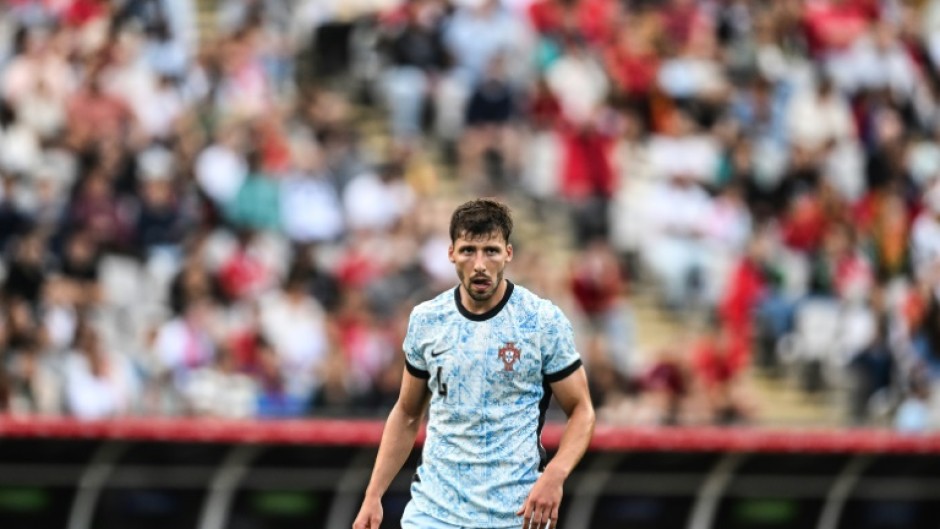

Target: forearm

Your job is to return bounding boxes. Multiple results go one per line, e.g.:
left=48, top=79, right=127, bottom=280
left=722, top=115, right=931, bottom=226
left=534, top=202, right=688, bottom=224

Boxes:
left=364, top=403, right=425, bottom=499
left=544, top=401, right=595, bottom=479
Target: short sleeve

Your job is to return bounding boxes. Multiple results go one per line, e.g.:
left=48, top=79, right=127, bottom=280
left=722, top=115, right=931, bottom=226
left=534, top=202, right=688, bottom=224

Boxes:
left=541, top=304, right=582, bottom=382
left=403, top=312, right=430, bottom=379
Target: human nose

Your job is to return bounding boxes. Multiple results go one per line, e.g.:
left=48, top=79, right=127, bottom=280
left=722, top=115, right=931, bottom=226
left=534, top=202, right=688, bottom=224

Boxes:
left=473, top=251, right=487, bottom=271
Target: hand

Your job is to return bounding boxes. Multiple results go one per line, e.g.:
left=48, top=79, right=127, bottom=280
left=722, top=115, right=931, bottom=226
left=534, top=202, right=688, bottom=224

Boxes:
left=352, top=495, right=383, bottom=529
left=517, top=467, right=564, bottom=529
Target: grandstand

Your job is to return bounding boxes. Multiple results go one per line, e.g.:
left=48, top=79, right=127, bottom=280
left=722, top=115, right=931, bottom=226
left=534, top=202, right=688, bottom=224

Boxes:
left=3, top=0, right=940, bottom=526
left=0, top=0, right=936, bottom=426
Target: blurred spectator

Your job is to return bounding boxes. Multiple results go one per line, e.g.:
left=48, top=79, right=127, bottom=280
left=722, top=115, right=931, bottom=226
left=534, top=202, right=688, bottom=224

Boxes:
left=279, top=137, right=345, bottom=244
left=640, top=348, right=689, bottom=426
left=604, top=14, right=660, bottom=126
left=894, top=365, right=934, bottom=433
left=912, top=184, right=940, bottom=283
left=254, top=336, right=307, bottom=417
left=690, top=325, right=752, bottom=425
left=184, top=347, right=257, bottom=418
left=58, top=231, right=104, bottom=307
left=343, top=160, right=415, bottom=233
left=65, top=324, right=137, bottom=420
left=460, top=55, right=520, bottom=192
left=153, top=296, right=217, bottom=393
left=436, top=0, right=529, bottom=143
left=66, top=66, right=137, bottom=150
left=67, top=170, right=134, bottom=252
left=641, top=168, right=714, bottom=312
left=259, top=270, right=329, bottom=406
left=0, top=172, right=31, bottom=251
left=2, top=26, right=75, bottom=107
left=585, top=339, right=636, bottom=426
left=288, top=243, right=342, bottom=312
left=225, top=149, right=281, bottom=231
left=547, top=34, right=608, bottom=128
left=309, top=349, right=358, bottom=417
left=0, top=100, right=42, bottom=176
left=911, top=293, right=940, bottom=380
left=720, top=226, right=792, bottom=370
left=0, top=371, right=9, bottom=413
left=807, top=221, right=873, bottom=301
left=41, top=275, right=80, bottom=352
left=378, top=0, right=450, bottom=141
left=135, top=152, right=188, bottom=255
left=569, top=237, right=634, bottom=375
left=847, top=316, right=898, bottom=424
left=3, top=231, right=49, bottom=304
left=858, top=189, right=911, bottom=282
left=5, top=335, right=63, bottom=416
left=195, top=121, right=249, bottom=207
left=6, top=0, right=940, bottom=429
left=218, top=228, right=274, bottom=301
left=330, top=288, right=399, bottom=400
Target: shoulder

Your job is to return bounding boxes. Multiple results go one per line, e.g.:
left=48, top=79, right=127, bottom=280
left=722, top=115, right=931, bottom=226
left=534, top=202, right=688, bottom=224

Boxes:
left=511, top=284, right=569, bottom=327
left=409, top=287, right=456, bottom=323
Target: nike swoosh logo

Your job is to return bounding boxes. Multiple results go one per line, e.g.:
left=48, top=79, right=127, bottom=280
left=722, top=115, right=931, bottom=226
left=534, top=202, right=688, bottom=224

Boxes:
left=430, top=349, right=451, bottom=358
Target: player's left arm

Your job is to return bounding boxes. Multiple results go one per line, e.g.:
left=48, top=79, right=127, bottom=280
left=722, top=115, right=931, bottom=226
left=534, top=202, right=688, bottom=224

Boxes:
left=518, top=366, right=595, bottom=529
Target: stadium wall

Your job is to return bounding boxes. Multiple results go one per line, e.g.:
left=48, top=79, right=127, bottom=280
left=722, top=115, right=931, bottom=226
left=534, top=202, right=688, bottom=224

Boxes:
left=0, top=417, right=938, bottom=529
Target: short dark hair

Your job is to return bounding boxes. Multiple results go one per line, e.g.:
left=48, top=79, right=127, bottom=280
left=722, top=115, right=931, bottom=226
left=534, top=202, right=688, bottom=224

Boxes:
left=449, top=199, right=513, bottom=243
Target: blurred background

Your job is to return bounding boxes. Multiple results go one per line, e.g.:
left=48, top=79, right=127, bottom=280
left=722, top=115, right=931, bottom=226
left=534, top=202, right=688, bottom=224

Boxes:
left=4, top=0, right=940, bottom=432
left=6, top=1, right=940, bottom=529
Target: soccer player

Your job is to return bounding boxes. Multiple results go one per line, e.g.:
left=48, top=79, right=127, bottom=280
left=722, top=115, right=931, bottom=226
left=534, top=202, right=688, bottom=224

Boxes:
left=353, top=199, right=595, bottom=529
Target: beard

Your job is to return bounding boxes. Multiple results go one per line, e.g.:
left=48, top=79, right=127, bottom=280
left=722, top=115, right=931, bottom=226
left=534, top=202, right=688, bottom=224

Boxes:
left=461, top=270, right=503, bottom=302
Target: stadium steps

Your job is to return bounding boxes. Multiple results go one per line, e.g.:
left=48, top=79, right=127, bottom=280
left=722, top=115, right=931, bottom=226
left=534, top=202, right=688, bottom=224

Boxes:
left=628, top=285, right=842, bottom=427
left=194, top=0, right=217, bottom=44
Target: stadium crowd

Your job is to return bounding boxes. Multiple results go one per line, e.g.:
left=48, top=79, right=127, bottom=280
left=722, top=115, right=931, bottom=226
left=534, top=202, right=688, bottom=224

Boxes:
left=2, top=0, right=940, bottom=431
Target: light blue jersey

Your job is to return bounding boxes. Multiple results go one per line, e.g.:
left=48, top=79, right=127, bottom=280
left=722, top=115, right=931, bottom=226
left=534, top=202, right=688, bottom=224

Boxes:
left=403, top=281, right=582, bottom=528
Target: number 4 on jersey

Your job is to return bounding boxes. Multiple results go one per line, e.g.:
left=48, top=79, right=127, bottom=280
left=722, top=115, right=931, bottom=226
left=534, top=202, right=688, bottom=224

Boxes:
left=436, top=366, right=448, bottom=397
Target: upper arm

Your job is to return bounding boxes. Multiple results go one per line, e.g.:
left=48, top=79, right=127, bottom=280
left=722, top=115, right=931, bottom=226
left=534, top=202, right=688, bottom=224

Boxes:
left=397, top=368, right=432, bottom=421
left=549, top=366, right=593, bottom=418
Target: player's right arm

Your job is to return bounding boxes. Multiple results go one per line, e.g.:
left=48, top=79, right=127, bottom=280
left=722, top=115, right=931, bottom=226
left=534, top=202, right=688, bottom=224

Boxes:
left=352, top=368, right=431, bottom=529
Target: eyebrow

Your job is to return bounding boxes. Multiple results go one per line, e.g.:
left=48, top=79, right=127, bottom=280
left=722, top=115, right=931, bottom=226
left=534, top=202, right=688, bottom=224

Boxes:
left=458, top=243, right=503, bottom=251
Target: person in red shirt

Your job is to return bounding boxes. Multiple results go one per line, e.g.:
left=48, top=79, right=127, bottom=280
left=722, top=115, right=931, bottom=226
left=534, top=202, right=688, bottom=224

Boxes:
left=604, top=16, right=660, bottom=127
left=690, top=324, right=752, bottom=425
left=642, top=348, right=689, bottom=425
left=65, top=66, right=136, bottom=149
left=570, top=238, right=634, bottom=374
left=719, top=226, right=794, bottom=371
left=802, top=0, right=876, bottom=57
left=217, top=229, right=272, bottom=301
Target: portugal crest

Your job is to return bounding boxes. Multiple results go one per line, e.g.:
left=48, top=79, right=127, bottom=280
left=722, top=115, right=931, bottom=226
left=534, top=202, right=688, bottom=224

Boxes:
left=498, top=342, right=521, bottom=372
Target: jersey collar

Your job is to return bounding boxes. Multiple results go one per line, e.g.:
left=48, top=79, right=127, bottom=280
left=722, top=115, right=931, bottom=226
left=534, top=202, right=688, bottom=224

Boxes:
left=454, top=280, right=514, bottom=322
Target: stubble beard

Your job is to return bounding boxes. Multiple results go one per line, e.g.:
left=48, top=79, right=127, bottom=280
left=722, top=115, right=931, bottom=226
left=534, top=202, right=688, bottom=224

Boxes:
left=463, top=271, right=503, bottom=302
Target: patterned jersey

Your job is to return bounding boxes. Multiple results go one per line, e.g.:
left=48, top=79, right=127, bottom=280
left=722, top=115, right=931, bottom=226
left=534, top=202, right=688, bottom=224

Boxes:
left=403, top=281, right=582, bottom=528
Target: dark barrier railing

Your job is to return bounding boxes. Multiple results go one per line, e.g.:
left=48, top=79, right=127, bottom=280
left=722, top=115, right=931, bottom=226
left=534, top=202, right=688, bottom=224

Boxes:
left=1, top=416, right=938, bottom=529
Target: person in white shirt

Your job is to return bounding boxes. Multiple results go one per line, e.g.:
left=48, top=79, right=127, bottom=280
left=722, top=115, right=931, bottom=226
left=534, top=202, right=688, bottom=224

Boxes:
left=195, top=122, right=248, bottom=206
left=280, top=137, right=345, bottom=243
left=641, top=172, right=716, bottom=311
left=65, top=325, right=138, bottom=419
left=259, top=271, right=329, bottom=403
left=343, top=162, right=415, bottom=233
left=911, top=184, right=940, bottom=286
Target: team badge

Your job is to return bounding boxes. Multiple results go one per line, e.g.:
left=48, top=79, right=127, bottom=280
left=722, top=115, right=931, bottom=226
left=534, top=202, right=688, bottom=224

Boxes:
left=498, top=342, right=521, bottom=372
